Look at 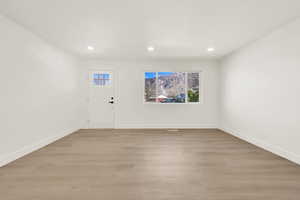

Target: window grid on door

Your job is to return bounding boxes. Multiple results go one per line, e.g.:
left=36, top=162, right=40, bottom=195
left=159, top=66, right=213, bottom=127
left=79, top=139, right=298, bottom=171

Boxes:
left=93, top=73, right=111, bottom=86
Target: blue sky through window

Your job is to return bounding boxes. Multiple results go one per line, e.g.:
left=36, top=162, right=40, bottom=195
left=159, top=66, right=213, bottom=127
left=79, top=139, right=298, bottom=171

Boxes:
left=145, top=72, right=156, bottom=79
left=158, top=72, right=175, bottom=77
left=145, top=72, right=176, bottom=79
left=94, top=73, right=110, bottom=79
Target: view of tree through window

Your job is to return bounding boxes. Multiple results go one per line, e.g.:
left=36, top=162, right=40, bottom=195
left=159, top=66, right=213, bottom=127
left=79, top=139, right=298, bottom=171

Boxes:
left=187, top=73, right=200, bottom=102
left=144, top=72, right=156, bottom=102
left=144, top=72, right=200, bottom=103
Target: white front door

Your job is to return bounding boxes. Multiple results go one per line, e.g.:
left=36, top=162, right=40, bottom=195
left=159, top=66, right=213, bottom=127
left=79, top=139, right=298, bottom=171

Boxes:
left=88, top=71, right=115, bottom=128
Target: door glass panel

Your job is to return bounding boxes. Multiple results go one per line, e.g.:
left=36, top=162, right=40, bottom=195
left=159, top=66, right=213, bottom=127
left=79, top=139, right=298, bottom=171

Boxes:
left=93, top=73, right=111, bottom=86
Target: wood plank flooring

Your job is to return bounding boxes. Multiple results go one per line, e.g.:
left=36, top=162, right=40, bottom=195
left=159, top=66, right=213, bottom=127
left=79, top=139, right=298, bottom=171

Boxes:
left=0, top=129, right=300, bottom=200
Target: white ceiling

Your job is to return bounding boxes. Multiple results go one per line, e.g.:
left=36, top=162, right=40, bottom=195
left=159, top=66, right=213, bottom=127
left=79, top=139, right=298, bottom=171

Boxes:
left=0, top=0, right=300, bottom=60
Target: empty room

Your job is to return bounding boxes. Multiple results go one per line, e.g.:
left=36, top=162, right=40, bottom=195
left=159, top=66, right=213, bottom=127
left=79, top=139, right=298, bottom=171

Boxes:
left=1, top=0, right=300, bottom=199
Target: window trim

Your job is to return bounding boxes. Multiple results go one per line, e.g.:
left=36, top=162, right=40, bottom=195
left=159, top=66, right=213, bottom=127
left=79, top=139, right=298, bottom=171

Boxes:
left=143, top=70, right=203, bottom=105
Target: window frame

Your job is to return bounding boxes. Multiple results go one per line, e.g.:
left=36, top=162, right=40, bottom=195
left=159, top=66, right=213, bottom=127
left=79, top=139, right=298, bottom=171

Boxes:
left=143, top=70, right=203, bottom=105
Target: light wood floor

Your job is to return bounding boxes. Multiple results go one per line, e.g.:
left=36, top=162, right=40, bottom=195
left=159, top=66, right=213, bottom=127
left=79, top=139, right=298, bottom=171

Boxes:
left=1, top=129, right=300, bottom=200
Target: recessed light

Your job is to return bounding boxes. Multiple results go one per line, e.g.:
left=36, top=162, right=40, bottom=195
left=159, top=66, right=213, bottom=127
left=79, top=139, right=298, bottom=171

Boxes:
left=147, top=46, right=155, bottom=52
left=207, top=47, right=215, bottom=52
left=88, top=46, right=95, bottom=51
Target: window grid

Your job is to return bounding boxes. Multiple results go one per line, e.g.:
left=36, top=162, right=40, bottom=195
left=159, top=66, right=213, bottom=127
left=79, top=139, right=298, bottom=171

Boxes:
left=93, top=73, right=111, bottom=86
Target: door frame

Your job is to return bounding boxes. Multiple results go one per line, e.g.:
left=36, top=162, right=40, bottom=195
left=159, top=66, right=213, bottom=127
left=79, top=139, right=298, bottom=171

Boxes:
left=87, top=69, right=117, bottom=129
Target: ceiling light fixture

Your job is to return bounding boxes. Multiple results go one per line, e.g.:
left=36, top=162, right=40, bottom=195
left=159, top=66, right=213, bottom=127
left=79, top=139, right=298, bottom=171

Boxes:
left=88, top=46, right=95, bottom=51
left=207, top=47, right=215, bottom=52
left=147, top=46, right=155, bottom=52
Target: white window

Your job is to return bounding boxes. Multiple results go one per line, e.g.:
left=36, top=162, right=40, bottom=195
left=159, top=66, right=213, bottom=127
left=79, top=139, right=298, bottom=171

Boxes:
left=144, top=72, right=200, bottom=103
left=93, top=73, right=111, bottom=86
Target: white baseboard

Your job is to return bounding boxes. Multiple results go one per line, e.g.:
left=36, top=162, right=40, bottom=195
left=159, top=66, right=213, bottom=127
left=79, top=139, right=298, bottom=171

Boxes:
left=220, top=127, right=300, bottom=165
left=117, top=123, right=218, bottom=129
left=0, top=128, right=79, bottom=167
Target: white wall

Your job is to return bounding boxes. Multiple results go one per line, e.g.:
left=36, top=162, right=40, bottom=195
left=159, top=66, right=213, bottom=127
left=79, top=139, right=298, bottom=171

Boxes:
left=83, top=59, right=219, bottom=129
left=0, top=15, right=85, bottom=166
left=220, top=18, right=300, bottom=164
